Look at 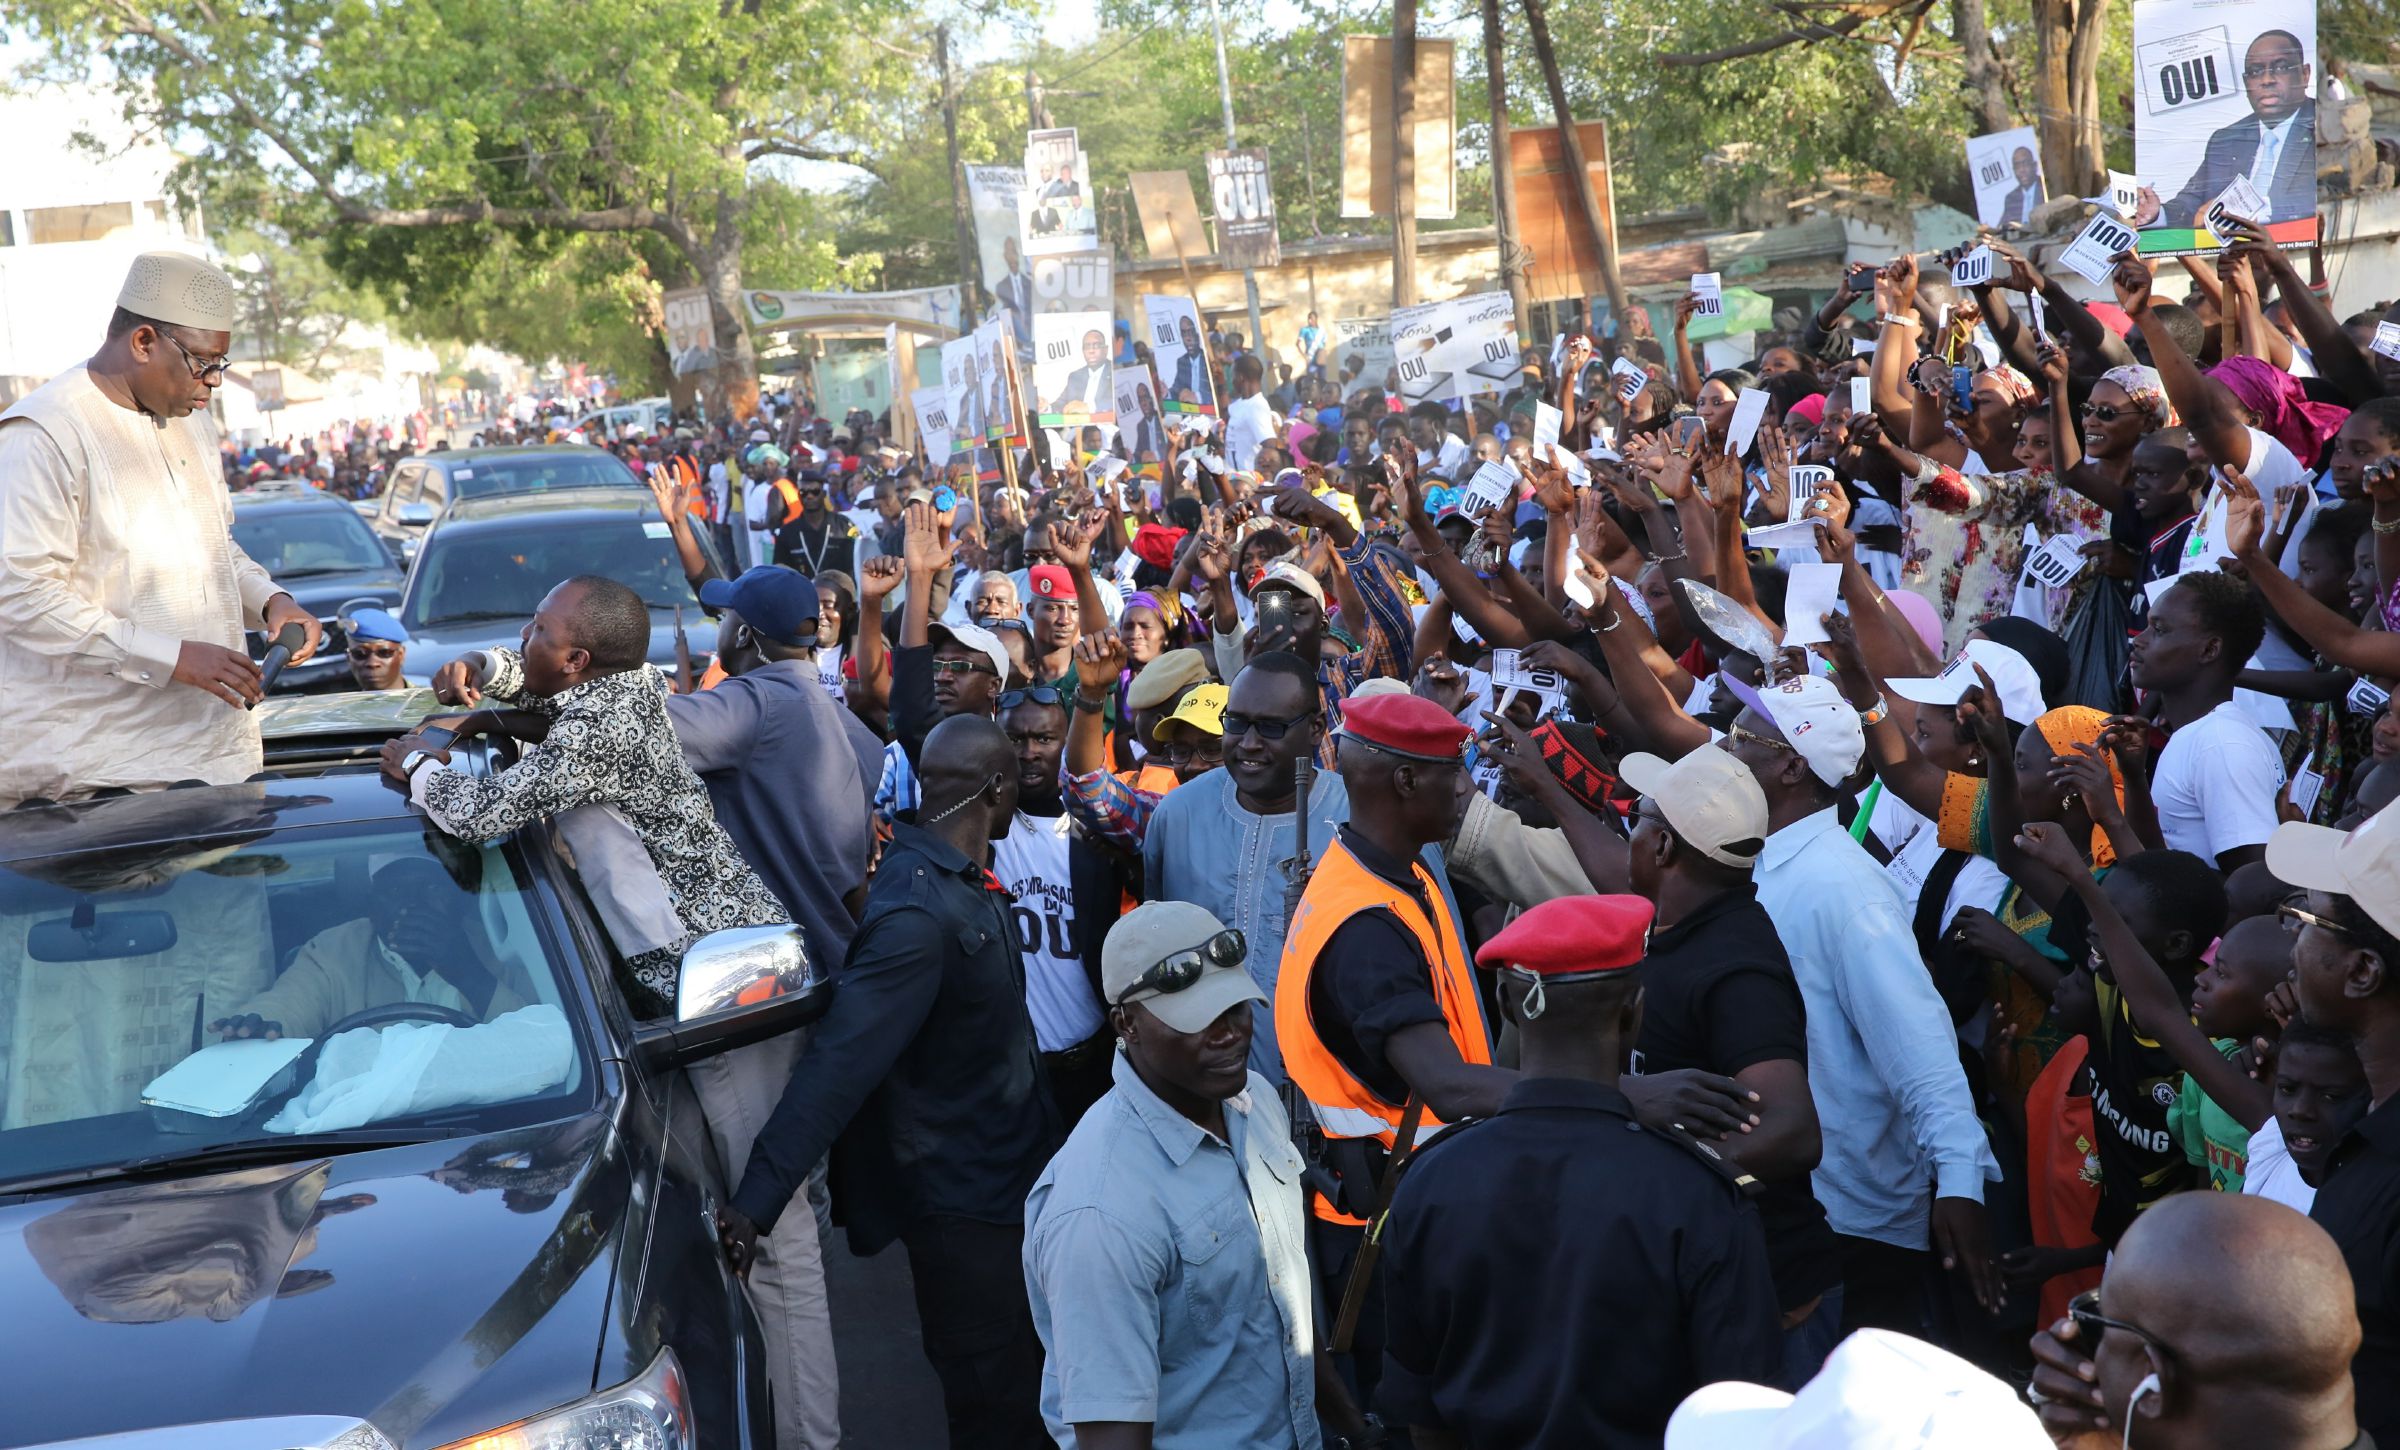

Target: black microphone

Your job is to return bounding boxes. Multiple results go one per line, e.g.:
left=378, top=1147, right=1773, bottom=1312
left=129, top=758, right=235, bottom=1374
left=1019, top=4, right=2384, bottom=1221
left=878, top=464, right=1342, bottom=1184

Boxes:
left=251, top=622, right=309, bottom=706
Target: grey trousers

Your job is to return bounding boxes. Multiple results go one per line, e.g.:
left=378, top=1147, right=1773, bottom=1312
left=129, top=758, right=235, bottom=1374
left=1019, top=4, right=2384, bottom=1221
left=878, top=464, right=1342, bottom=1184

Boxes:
left=688, top=1030, right=841, bottom=1450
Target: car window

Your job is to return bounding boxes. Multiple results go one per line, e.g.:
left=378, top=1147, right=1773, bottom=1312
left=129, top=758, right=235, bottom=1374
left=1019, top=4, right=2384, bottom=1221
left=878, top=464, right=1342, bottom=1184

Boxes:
left=0, top=817, right=592, bottom=1188
left=231, top=506, right=390, bottom=577
left=420, top=465, right=450, bottom=512
left=405, top=516, right=701, bottom=628
left=449, top=454, right=638, bottom=499
left=384, top=464, right=421, bottom=513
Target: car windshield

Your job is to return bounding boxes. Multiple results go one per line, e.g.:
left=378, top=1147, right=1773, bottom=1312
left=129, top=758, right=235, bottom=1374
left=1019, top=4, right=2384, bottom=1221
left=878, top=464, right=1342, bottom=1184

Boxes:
left=0, top=807, right=592, bottom=1190
left=449, top=454, right=637, bottom=499
left=405, top=515, right=699, bottom=628
left=231, top=505, right=390, bottom=577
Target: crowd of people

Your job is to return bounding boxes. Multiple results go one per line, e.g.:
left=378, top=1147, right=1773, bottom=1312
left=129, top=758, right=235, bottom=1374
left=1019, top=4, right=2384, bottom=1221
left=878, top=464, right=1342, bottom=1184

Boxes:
left=12, top=238, right=2400, bottom=1450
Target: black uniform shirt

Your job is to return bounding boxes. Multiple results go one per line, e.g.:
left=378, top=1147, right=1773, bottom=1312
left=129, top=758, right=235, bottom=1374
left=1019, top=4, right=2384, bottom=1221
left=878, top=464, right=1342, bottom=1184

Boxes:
left=2314, top=1094, right=2400, bottom=1448
left=1376, top=1076, right=1783, bottom=1449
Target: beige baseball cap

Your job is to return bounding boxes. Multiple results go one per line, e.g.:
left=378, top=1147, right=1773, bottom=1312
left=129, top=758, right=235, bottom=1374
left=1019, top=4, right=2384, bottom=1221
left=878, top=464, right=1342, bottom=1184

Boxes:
left=1102, top=901, right=1265, bottom=1034
left=1618, top=748, right=1770, bottom=868
left=2267, top=803, right=2400, bottom=938
left=117, top=251, right=239, bottom=332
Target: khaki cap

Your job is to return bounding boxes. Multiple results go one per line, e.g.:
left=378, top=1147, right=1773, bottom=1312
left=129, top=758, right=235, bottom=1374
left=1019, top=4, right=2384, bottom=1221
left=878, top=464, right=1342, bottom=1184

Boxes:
left=1618, top=749, right=1769, bottom=868
left=117, top=251, right=239, bottom=332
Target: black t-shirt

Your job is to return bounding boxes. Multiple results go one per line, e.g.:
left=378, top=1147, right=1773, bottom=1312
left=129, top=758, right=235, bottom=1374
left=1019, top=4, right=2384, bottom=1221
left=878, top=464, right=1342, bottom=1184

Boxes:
left=772, top=516, right=856, bottom=579
left=1634, top=885, right=1838, bottom=1310
left=1306, top=828, right=1452, bottom=1107
left=2314, top=1097, right=2400, bottom=1447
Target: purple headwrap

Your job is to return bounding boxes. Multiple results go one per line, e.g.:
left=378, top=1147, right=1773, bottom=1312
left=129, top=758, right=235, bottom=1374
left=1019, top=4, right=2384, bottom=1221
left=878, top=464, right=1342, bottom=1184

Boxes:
left=2207, top=355, right=2350, bottom=467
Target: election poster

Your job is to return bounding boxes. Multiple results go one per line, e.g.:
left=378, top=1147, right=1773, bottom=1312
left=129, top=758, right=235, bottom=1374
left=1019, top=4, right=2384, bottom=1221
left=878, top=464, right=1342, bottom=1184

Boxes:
left=940, top=333, right=983, bottom=457
left=968, top=164, right=1034, bottom=343
left=1389, top=291, right=1523, bottom=408
left=1964, top=126, right=2047, bottom=228
left=1114, top=366, right=1169, bottom=464
left=1033, top=312, right=1117, bottom=429
left=976, top=317, right=1027, bottom=447
left=2130, top=0, right=2318, bottom=252
left=1205, top=148, right=1282, bottom=269
left=660, top=287, right=718, bottom=378
left=1144, top=294, right=1218, bottom=416
left=1029, top=250, right=1114, bottom=322
left=910, top=384, right=955, bottom=466
left=1328, top=314, right=1397, bottom=391
left=1020, top=127, right=1099, bottom=257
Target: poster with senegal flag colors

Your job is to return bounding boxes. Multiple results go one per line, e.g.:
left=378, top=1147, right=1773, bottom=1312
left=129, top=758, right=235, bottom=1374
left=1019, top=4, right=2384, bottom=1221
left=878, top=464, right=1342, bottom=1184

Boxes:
left=2128, top=0, right=2318, bottom=254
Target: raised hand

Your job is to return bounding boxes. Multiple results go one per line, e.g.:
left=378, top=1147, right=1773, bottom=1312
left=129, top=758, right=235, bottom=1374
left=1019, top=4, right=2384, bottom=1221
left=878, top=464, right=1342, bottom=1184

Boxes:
left=1412, top=652, right=1470, bottom=716
left=1073, top=627, right=1127, bottom=694
left=1047, top=510, right=1100, bottom=570
left=859, top=555, right=904, bottom=604
left=2109, top=251, right=2155, bottom=319
left=2220, top=465, right=2266, bottom=558
left=1988, top=239, right=2043, bottom=294
left=902, top=500, right=955, bottom=576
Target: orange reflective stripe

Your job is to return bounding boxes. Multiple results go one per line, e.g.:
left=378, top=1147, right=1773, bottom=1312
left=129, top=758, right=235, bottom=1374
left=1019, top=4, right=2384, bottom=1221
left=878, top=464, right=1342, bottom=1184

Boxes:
left=1274, top=839, right=1488, bottom=1153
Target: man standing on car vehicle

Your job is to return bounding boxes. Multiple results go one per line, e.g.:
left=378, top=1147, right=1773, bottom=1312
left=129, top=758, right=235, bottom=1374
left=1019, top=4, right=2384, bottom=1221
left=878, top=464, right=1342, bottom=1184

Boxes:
left=0, top=250, right=324, bottom=806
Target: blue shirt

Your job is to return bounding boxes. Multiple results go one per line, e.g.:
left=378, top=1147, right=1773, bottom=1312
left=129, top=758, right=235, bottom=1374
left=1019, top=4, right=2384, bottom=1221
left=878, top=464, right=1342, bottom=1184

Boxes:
left=1753, top=806, right=2000, bottom=1248
left=1023, top=1053, right=1319, bottom=1449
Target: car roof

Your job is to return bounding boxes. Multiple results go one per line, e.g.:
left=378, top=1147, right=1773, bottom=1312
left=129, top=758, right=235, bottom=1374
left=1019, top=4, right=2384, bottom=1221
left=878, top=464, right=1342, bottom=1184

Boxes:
left=229, top=486, right=354, bottom=514
left=423, top=445, right=619, bottom=467
left=432, top=486, right=659, bottom=528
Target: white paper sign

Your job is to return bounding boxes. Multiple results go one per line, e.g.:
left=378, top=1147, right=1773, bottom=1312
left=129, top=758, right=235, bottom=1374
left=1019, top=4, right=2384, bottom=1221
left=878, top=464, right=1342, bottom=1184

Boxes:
left=1725, top=388, right=1770, bottom=457
left=1781, top=562, right=1845, bottom=646
left=1691, top=272, right=1723, bottom=318
left=1113, top=546, right=1142, bottom=587
left=1491, top=647, right=1569, bottom=698
left=1611, top=356, right=1647, bottom=403
left=1849, top=377, right=1872, bottom=416
left=2027, top=291, right=2049, bottom=343
left=1744, top=519, right=1827, bottom=553
left=2059, top=212, right=2140, bottom=285
left=2106, top=171, right=2144, bottom=219
left=1532, top=401, right=1562, bottom=451
left=1786, top=464, right=1834, bottom=521
left=1087, top=454, right=1129, bottom=482
left=2289, top=764, right=2326, bottom=819
left=1551, top=444, right=1590, bottom=484
left=2349, top=675, right=2393, bottom=718
left=1451, top=609, right=1485, bottom=646
left=2374, top=323, right=2400, bottom=363
left=1459, top=461, right=1517, bottom=520
left=2204, top=174, right=2269, bottom=237
left=1562, top=565, right=1597, bottom=608
left=1851, top=337, right=1878, bottom=357
left=1950, top=246, right=1995, bottom=288
left=2022, top=534, right=2088, bottom=589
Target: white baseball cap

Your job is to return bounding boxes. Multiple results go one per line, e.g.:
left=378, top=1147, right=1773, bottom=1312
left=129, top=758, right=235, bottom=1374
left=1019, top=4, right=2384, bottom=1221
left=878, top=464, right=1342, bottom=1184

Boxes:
left=2268, top=802, right=2400, bottom=939
left=1756, top=673, right=1865, bottom=787
left=1885, top=639, right=2047, bottom=727
left=1665, top=1330, right=2050, bottom=1450
left=928, top=619, right=1012, bottom=685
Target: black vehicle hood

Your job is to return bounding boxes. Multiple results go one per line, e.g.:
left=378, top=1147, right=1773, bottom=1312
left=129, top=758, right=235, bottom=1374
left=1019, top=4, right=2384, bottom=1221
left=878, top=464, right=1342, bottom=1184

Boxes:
left=279, top=568, right=407, bottom=616
left=0, top=1111, right=626, bottom=1450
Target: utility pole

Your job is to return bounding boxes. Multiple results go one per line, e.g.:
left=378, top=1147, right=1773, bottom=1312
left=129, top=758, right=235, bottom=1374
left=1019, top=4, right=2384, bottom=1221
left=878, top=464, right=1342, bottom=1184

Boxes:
left=1481, top=0, right=1530, bottom=326
left=1390, top=0, right=1419, bottom=309
left=1205, top=0, right=1266, bottom=359
left=938, top=25, right=979, bottom=316
left=1521, top=0, right=1624, bottom=323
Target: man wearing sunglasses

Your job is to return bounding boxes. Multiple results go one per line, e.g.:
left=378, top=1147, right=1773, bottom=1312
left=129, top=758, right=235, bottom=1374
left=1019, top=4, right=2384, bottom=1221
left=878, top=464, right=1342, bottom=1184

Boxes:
left=0, top=250, right=323, bottom=805
left=342, top=608, right=411, bottom=692
left=1023, top=902, right=1319, bottom=1450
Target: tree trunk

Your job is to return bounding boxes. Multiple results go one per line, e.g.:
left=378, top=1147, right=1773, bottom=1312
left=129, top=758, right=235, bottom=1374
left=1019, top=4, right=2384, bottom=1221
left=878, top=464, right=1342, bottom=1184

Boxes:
left=2034, top=0, right=2110, bottom=199
left=1482, top=0, right=1531, bottom=327
left=1954, top=0, right=2012, bottom=136
left=1391, top=0, right=1419, bottom=310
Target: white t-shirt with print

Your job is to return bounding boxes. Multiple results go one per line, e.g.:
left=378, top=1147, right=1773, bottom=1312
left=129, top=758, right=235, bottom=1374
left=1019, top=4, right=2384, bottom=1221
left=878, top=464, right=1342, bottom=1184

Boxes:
left=2152, top=700, right=2285, bottom=864
left=994, top=809, right=1104, bottom=1052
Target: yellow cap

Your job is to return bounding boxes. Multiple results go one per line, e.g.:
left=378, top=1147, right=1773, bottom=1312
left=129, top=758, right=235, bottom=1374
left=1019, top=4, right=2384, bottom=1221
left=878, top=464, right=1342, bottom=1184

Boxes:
left=1153, top=682, right=1228, bottom=741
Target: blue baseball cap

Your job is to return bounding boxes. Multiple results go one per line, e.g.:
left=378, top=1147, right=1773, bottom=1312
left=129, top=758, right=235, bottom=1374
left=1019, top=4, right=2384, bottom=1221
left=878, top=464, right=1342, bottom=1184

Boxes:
left=698, top=565, right=821, bottom=647
left=346, top=608, right=409, bottom=643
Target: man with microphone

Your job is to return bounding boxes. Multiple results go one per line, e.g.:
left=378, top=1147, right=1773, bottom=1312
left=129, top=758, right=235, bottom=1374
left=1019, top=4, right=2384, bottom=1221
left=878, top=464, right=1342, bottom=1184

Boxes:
left=0, top=250, right=322, bottom=805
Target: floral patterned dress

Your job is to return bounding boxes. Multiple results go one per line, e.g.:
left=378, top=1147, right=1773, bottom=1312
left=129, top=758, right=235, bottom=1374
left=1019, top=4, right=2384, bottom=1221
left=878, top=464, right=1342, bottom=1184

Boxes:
left=1900, top=466, right=2109, bottom=656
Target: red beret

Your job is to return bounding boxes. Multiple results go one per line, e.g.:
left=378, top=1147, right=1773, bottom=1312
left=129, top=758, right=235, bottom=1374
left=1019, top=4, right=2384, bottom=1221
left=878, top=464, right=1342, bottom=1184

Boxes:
left=1029, top=564, right=1075, bottom=600
left=1475, top=895, right=1655, bottom=976
left=1337, top=691, right=1471, bottom=762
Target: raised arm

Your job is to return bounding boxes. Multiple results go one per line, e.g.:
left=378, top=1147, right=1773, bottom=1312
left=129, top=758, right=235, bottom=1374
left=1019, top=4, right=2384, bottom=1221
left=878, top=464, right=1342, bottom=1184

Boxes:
left=2116, top=253, right=2252, bottom=475
left=2231, top=225, right=2387, bottom=405
left=2225, top=471, right=2400, bottom=675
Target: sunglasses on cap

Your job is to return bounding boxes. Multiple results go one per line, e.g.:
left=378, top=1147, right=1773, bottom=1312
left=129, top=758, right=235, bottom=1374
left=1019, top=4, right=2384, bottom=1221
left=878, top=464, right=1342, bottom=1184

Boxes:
left=1726, top=721, right=1794, bottom=754
left=1113, top=928, right=1247, bottom=1006
left=998, top=685, right=1067, bottom=710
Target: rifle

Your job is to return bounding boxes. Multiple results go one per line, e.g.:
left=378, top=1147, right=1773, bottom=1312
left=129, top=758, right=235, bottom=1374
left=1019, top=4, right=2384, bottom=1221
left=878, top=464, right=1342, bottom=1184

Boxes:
left=1280, top=753, right=1316, bottom=925
left=1329, top=1094, right=1424, bottom=1353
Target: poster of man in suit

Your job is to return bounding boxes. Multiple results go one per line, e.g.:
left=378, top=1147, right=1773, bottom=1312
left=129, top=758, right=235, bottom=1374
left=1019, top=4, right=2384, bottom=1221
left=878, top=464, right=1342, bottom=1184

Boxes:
left=1035, top=313, right=1116, bottom=429
left=1143, top=294, right=1217, bottom=415
left=1965, top=126, right=2046, bottom=228
left=2129, top=0, right=2318, bottom=243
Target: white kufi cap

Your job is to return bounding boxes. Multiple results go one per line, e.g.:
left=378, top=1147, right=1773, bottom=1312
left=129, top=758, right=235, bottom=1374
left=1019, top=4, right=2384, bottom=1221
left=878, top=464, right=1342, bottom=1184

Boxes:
left=117, top=251, right=239, bottom=332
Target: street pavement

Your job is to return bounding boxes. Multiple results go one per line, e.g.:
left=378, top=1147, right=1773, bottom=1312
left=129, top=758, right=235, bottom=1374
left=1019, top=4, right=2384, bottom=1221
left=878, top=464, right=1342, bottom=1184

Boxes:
left=826, top=1234, right=949, bottom=1446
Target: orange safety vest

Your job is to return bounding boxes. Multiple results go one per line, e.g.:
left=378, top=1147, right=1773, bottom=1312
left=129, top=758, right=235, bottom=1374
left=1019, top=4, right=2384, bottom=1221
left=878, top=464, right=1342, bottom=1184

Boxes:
left=1276, top=838, right=1489, bottom=1221
left=770, top=477, right=801, bottom=525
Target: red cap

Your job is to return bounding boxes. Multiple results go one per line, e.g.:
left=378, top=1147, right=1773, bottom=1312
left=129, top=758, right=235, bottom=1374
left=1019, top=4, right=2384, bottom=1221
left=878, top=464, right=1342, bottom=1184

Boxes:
left=2084, top=301, right=2135, bottom=338
left=1029, top=564, right=1075, bottom=600
left=1337, top=691, right=1471, bottom=762
left=1474, top=895, right=1654, bottom=976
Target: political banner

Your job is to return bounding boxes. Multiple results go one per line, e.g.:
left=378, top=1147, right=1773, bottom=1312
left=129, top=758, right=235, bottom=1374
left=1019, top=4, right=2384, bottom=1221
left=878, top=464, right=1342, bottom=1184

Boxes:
left=2130, top=0, right=2318, bottom=252
left=1029, top=250, right=1114, bottom=320
left=969, top=164, right=1034, bottom=343
left=976, top=317, right=1027, bottom=446
left=1129, top=170, right=1211, bottom=264
left=941, top=333, right=984, bottom=457
left=1205, top=148, right=1282, bottom=269
left=1033, top=312, right=1117, bottom=429
left=1389, top=291, right=1523, bottom=407
left=1021, top=127, right=1099, bottom=257
left=1964, top=126, right=2047, bottom=228
left=1339, top=36, right=1457, bottom=220
left=1115, top=366, right=1169, bottom=464
left=1144, top=295, right=1218, bottom=416
left=911, top=384, right=955, bottom=465
left=744, top=284, right=965, bottom=334
left=1328, top=315, right=1396, bottom=392
left=660, top=287, right=719, bottom=377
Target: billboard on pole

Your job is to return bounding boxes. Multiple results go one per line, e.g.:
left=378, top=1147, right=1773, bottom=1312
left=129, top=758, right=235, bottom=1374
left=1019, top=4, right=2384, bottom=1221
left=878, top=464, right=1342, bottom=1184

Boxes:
left=1339, top=35, right=1456, bottom=221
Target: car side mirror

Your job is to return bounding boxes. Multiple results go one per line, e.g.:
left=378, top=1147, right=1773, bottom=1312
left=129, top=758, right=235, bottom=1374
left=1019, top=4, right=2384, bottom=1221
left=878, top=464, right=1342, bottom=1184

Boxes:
left=632, top=925, right=832, bottom=1071
left=398, top=502, right=436, bottom=527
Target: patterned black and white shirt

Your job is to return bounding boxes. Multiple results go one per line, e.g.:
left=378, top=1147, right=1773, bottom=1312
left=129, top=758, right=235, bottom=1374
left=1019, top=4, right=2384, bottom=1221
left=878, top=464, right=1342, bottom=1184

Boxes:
left=410, top=648, right=787, bottom=1011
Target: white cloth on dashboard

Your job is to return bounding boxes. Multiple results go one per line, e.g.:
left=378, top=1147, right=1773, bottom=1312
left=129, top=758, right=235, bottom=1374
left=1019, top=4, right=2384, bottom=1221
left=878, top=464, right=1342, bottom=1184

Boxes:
left=266, top=1004, right=573, bottom=1133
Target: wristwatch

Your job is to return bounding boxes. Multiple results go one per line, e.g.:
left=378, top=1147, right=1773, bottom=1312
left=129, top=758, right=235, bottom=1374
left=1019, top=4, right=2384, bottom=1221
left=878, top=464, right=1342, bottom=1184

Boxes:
left=1071, top=691, right=1110, bottom=715
left=401, top=750, right=435, bottom=779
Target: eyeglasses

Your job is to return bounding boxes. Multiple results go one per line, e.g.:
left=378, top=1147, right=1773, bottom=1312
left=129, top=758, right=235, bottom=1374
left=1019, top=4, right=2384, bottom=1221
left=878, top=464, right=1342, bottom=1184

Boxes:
left=2242, top=59, right=2303, bottom=80
left=1727, top=722, right=1794, bottom=754
left=998, top=685, right=1066, bottom=710
left=1221, top=710, right=1319, bottom=742
left=162, top=332, right=230, bottom=384
left=2068, top=1290, right=2174, bottom=1360
left=931, top=658, right=1000, bottom=678
left=1162, top=738, right=1224, bottom=764
left=2280, top=901, right=2356, bottom=937
left=347, top=644, right=402, bottom=661
left=1113, top=928, right=1247, bottom=1005
left=2080, top=401, right=2129, bottom=422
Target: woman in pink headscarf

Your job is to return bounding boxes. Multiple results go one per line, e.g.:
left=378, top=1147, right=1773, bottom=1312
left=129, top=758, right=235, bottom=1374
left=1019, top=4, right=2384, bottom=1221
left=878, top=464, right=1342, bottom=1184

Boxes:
left=2207, top=355, right=2350, bottom=469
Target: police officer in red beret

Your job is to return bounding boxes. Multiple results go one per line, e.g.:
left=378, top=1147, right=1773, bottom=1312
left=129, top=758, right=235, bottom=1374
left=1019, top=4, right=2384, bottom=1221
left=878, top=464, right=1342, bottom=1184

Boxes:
left=1376, top=895, right=1783, bottom=1449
